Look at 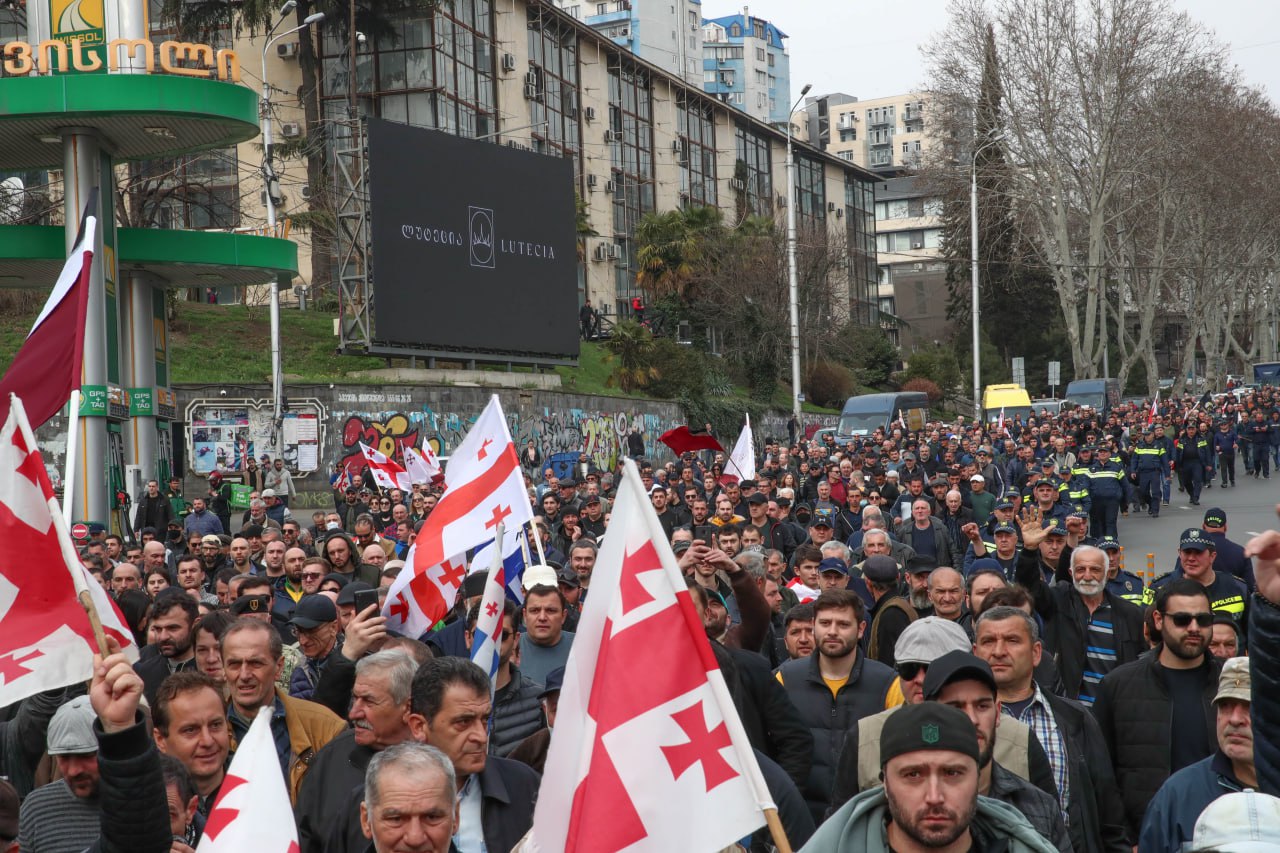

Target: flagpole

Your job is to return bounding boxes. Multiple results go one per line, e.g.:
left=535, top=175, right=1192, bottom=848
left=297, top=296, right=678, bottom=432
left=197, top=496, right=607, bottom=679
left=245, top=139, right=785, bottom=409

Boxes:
left=764, top=808, right=793, bottom=853
left=527, top=518, right=547, bottom=566
left=61, top=389, right=81, bottom=526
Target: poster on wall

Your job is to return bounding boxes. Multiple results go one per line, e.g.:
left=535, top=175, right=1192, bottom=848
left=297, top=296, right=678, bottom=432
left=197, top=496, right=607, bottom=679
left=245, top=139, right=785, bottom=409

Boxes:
left=186, top=400, right=325, bottom=477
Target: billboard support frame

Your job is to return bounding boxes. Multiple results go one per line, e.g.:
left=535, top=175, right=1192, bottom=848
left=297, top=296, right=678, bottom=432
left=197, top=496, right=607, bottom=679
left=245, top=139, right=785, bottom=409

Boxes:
left=335, top=117, right=372, bottom=353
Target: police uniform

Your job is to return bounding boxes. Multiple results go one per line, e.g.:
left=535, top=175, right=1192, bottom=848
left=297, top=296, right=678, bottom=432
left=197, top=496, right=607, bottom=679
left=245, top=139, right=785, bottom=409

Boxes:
left=1144, top=528, right=1249, bottom=635
left=1098, top=536, right=1145, bottom=605
left=1086, top=449, right=1126, bottom=539
left=1129, top=433, right=1168, bottom=517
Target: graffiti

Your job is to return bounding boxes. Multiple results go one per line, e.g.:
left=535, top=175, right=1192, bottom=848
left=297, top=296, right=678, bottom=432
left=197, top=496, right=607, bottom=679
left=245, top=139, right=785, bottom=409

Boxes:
left=756, top=412, right=837, bottom=446
left=338, top=413, right=419, bottom=480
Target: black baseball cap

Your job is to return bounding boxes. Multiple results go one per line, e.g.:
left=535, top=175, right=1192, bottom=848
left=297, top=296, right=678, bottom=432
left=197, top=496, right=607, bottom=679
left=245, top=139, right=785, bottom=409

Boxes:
left=1203, top=508, right=1227, bottom=528
left=290, top=594, right=338, bottom=629
left=923, top=651, right=998, bottom=700
left=880, top=701, right=980, bottom=768
left=1179, top=528, right=1216, bottom=552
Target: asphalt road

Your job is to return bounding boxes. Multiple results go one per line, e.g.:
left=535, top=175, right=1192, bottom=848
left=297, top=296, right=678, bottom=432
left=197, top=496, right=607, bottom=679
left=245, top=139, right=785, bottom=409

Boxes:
left=1113, top=467, right=1280, bottom=581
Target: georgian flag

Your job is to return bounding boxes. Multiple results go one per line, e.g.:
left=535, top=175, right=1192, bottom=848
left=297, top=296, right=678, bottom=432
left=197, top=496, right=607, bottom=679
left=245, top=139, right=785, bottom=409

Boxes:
left=382, top=549, right=469, bottom=639
left=403, top=445, right=442, bottom=486
left=359, top=441, right=407, bottom=491
left=469, top=544, right=508, bottom=693
left=470, top=528, right=528, bottom=604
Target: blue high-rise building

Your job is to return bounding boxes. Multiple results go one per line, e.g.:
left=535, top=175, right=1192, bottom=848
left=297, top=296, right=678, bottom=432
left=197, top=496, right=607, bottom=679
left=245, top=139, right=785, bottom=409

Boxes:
left=701, top=12, right=790, bottom=126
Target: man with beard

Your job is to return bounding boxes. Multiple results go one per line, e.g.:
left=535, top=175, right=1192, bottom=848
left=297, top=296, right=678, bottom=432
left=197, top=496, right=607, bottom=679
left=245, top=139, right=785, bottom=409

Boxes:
left=775, top=588, right=896, bottom=823
left=196, top=534, right=229, bottom=579
left=1015, top=543, right=1145, bottom=704
left=174, top=555, right=218, bottom=607
left=228, top=537, right=258, bottom=575
left=863, top=555, right=917, bottom=667
left=783, top=603, right=816, bottom=660
left=924, top=652, right=1070, bottom=852
left=465, top=599, right=543, bottom=758
left=134, top=591, right=200, bottom=707
left=1139, top=656, right=1256, bottom=851
left=1092, top=579, right=1222, bottom=839
left=804, top=702, right=1058, bottom=853
left=18, top=697, right=106, bottom=853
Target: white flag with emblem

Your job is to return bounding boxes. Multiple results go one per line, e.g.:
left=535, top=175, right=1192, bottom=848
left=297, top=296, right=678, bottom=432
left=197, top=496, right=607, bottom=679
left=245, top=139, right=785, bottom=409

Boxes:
left=0, top=394, right=137, bottom=708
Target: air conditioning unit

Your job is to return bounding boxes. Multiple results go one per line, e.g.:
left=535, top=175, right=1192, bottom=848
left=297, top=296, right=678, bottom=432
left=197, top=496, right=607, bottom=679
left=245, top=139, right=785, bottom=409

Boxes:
left=524, top=70, right=539, bottom=88
left=584, top=106, right=596, bottom=122
left=672, top=139, right=682, bottom=154
left=604, top=129, right=620, bottom=143
left=524, top=82, right=539, bottom=100
left=607, top=244, right=621, bottom=260
left=501, top=53, right=517, bottom=72
left=604, top=179, right=616, bottom=193
left=276, top=42, right=299, bottom=59
left=730, top=177, right=745, bottom=191
left=594, top=243, right=609, bottom=261
left=910, top=241, right=924, bottom=249
left=835, top=208, right=843, bottom=219
left=587, top=174, right=598, bottom=189
left=280, top=122, right=302, bottom=138
left=828, top=202, right=837, bottom=212
left=300, top=184, right=313, bottom=200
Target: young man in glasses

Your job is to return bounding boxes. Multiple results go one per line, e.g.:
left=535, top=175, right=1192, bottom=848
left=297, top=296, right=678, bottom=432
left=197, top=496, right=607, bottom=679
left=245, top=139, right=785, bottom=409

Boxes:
left=1092, top=578, right=1223, bottom=842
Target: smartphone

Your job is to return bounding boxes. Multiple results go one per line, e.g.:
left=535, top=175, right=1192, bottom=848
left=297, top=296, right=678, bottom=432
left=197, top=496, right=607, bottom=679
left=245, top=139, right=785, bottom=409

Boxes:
left=694, top=525, right=716, bottom=544
left=353, top=588, right=380, bottom=615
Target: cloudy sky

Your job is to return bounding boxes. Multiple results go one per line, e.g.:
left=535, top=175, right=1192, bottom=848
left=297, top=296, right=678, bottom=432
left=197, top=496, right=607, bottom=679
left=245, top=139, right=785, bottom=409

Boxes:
left=700, top=0, right=1280, bottom=106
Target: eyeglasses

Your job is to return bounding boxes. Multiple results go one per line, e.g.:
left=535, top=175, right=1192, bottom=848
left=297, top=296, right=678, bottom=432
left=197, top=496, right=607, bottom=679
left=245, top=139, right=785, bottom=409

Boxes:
left=897, top=662, right=928, bottom=681
left=1163, top=611, right=1213, bottom=628
left=379, top=500, right=391, bottom=506
left=301, top=572, right=323, bottom=580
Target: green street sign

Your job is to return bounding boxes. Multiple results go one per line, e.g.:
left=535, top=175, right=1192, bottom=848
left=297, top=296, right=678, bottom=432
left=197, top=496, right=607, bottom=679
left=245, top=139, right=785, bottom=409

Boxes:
left=79, top=385, right=107, bottom=416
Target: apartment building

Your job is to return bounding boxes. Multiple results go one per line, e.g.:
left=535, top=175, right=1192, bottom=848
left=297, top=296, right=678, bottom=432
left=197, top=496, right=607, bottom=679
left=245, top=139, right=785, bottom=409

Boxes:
left=701, top=12, right=790, bottom=126
left=873, top=176, right=948, bottom=350
left=225, top=0, right=877, bottom=335
left=552, top=0, right=704, bottom=85
left=800, top=91, right=931, bottom=174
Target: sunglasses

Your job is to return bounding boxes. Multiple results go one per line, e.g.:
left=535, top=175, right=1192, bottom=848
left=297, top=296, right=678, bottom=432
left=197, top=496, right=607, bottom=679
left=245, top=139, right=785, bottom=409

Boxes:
left=301, top=572, right=323, bottom=580
left=897, top=662, right=928, bottom=681
left=1163, top=611, right=1213, bottom=628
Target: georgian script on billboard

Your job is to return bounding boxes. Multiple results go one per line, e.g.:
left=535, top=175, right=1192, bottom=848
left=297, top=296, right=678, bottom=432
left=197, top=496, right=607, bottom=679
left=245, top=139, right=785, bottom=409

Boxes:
left=1, top=38, right=240, bottom=81
left=399, top=206, right=557, bottom=271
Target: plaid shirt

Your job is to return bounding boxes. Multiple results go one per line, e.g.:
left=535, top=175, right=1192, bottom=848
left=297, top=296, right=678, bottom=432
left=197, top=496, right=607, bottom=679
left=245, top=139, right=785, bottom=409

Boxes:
left=1004, top=682, right=1070, bottom=824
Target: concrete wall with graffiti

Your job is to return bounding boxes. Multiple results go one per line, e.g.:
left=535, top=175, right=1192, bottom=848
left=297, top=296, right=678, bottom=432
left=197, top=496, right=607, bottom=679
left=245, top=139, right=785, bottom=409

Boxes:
left=176, top=384, right=687, bottom=509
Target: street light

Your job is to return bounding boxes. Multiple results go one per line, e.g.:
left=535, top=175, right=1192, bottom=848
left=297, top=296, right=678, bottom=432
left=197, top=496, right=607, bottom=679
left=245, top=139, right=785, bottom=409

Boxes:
left=970, top=131, right=1005, bottom=422
left=261, top=5, right=325, bottom=450
left=786, top=82, right=812, bottom=424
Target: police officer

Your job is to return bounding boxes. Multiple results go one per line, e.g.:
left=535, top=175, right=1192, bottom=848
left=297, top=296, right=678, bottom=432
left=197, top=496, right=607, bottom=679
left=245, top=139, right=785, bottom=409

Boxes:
left=1244, top=409, right=1272, bottom=479
left=1086, top=446, right=1125, bottom=539
left=1214, top=419, right=1239, bottom=487
left=1152, top=423, right=1175, bottom=506
left=1062, top=463, right=1091, bottom=518
left=1129, top=426, right=1167, bottom=518
left=1173, top=425, right=1211, bottom=506
left=1145, top=528, right=1249, bottom=638
left=1099, top=536, right=1145, bottom=606
left=1196, top=422, right=1216, bottom=489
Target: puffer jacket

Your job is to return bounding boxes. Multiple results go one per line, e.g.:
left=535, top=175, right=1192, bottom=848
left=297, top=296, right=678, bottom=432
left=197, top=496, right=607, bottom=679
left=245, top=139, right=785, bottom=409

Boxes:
left=1138, top=751, right=1245, bottom=853
left=489, top=666, right=546, bottom=758
left=798, top=787, right=1058, bottom=853
left=776, top=651, right=896, bottom=824
left=1251, top=591, right=1280, bottom=797
left=1090, top=649, right=1221, bottom=839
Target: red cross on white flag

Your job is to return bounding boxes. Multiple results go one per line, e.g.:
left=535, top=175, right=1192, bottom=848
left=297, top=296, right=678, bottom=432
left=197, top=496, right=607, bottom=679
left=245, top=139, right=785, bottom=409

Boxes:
left=381, top=550, right=469, bottom=638
left=410, top=395, right=532, bottom=572
left=525, top=458, right=774, bottom=852
left=0, top=394, right=137, bottom=708
left=358, top=441, right=406, bottom=491
left=197, top=705, right=298, bottom=852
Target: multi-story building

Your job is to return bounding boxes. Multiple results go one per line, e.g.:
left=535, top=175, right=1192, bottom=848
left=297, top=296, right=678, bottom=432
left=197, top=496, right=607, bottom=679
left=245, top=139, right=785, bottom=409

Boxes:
left=225, top=0, right=877, bottom=336
left=873, top=176, right=948, bottom=351
left=799, top=91, right=931, bottom=174
left=701, top=12, right=790, bottom=126
left=552, top=0, right=704, bottom=85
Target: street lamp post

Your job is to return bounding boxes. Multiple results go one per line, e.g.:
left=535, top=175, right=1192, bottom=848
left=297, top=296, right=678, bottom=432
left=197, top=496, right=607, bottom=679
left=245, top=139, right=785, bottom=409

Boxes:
left=786, top=83, right=812, bottom=423
left=261, top=5, right=324, bottom=451
left=970, top=132, right=1005, bottom=422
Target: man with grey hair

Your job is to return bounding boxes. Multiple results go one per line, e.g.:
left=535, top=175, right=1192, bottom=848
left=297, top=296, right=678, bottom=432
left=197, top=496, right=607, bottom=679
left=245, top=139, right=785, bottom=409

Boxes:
left=1015, top=542, right=1145, bottom=704
left=361, top=742, right=458, bottom=853
left=296, top=649, right=420, bottom=853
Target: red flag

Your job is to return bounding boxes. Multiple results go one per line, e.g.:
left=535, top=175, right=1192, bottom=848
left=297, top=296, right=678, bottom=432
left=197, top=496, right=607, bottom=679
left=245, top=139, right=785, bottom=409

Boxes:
left=527, top=458, right=773, bottom=852
left=659, top=426, right=724, bottom=456
left=0, top=394, right=136, bottom=708
left=0, top=201, right=96, bottom=429
left=197, top=706, right=298, bottom=852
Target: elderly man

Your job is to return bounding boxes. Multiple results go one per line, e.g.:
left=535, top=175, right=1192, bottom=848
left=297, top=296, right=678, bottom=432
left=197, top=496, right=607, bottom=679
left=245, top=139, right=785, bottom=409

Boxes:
left=289, top=595, right=345, bottom=703
left=807, top=703, right=1058, bottom=853
left=360, top=743, right=458, bottom=853
left=1139, top=657, right=1255, bottom=851
left=297, top=650, right=419, bottom=853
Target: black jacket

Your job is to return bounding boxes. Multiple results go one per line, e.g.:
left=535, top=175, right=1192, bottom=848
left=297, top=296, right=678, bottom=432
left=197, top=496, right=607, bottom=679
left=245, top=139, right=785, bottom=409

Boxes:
left=1251, top=591, right=1280, bottom=797
left=776, top=651, right=896, bottom=824
left=490, top=666, right=546, bottom=758
left=1040, top=689, right=1130, bottom=853
left=727, top=647, right=812, bottom=789
left=1091, top=649, right=1221, bottom=840
left=988, top=762, right=1071, bottom=853
left=297, top=729, right=372, bottom=853
left=133, top=654, right=197, bottom=710
left=1016, top=555, right=1145, bottom=701
left=89, top=715, right=172, bottom=853
left=133, top=492, right=175, bottom=533
left=310, top=649, right=358, bottom=719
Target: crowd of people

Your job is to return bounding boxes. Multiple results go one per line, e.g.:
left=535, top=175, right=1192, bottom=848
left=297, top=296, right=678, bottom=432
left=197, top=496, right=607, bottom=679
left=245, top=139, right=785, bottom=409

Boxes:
left=10, top=385, right=1280, bottom=852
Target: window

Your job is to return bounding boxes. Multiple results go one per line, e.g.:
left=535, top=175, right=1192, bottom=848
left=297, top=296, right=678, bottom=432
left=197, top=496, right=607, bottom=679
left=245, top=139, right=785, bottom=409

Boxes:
left=767, top=52, right=775, bottom=67
left=839, top=127, right=856, bottom=142
left=729, top=23, right=741, bottom=36
left=677, top=92, right=717, bottom=207
left=752, top=21, right=765, bottom=39
left=837, top=151, right=853, bottom=161
left=319, top=2, right=496, bottom=142
left=734, top=123, right=772, bottom=217
left=902, top=142, right=909, bottom=154
left=527, top=8, right=581, bottom=173
left=608, top=58, right=654, bottom=314
left=914, top=140, right=922, bottom=152
left=597, top=3, right=607, bottom=13
left=754, top=70, right=766, bottom=85
left=847, top=173, right=878, bottom=324
left=756, top=47, right=765, bottom=61
left=795, top=155, right=825, bottom=226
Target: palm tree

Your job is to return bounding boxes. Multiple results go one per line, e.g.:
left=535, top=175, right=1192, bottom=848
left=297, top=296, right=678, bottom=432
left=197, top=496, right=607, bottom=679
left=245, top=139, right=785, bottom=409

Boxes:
left=633, top=205, right=722, bottom=302
left=604, top=319, right=659, bottom=393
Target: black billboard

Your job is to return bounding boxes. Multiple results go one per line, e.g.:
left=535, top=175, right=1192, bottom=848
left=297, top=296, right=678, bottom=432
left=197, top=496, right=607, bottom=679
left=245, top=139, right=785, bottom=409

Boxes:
left=367, top=118, right=579, bottom=358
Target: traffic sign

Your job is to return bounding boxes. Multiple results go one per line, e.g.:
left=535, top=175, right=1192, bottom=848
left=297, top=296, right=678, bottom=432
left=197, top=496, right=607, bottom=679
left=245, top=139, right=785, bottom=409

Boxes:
left=1012, top=357, right=1026, bottom=389
left=1048, top=361, right=1061, bottom=386
left=70, top=523, right=89, bottom=540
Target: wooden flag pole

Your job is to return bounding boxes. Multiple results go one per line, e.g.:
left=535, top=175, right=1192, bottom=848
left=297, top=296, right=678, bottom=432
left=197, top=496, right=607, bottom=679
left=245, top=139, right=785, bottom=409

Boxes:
left=61, top=389, right=81, bottom=526
left=77, top=589, right=110, bottom=658
left=528, top=517, right=548, bottom=566
left=764, top=807, right=793, bottom=853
